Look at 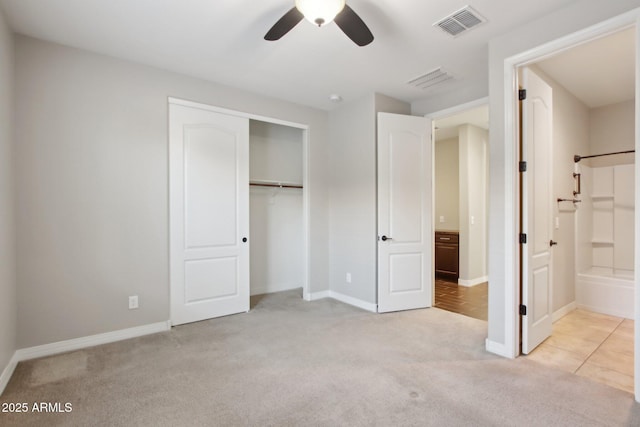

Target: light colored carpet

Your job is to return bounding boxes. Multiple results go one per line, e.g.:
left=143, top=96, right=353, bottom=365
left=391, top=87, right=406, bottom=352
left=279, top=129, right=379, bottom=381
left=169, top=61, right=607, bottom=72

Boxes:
left=1, top=289, right=639, bottom=426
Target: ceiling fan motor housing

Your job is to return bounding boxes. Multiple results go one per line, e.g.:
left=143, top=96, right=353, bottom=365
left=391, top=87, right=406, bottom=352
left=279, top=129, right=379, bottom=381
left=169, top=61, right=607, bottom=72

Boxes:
left=295, top=0, right=346, bottom=27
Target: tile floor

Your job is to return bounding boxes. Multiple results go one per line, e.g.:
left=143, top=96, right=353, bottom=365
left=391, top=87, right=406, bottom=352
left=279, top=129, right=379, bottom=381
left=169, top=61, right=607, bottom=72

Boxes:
left=527, top=309, right=634, bottom=394
left=434, top=278, right=488, bottom=321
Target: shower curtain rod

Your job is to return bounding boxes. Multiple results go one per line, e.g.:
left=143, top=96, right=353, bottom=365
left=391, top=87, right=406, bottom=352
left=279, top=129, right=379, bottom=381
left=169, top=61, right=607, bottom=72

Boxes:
left=574, top=150, right=635, bottom=163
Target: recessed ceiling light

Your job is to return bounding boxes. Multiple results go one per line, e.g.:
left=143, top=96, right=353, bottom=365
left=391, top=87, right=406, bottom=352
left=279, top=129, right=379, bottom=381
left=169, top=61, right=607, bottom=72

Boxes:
left=329, top=94, right=343, bottom=103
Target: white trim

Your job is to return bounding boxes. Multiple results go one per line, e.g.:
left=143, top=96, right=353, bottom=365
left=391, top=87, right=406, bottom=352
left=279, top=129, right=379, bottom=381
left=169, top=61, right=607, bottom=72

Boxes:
left=502, top=9, right=640, bottom=363
left=168, top=97, right=312, bottom=307
left=0, top=352, right=18, bottom=396
left=308, top=290, right=331, bottom=301
left=301, top=127, right=311, bottom=301
left=485, top=339, right=511, bottom=358
left=425, top=97, right=489, bottom=120
left=552, top=301, right=577, bottom=323
left=168, top=97, right=309, bottom=131
left=15, top=321, right=171, bottom=362
left=307, top=290, right=377, bottom=312
left=329, top=291, right=378, bottom=313
left=458, top=276, right=489, bottom=287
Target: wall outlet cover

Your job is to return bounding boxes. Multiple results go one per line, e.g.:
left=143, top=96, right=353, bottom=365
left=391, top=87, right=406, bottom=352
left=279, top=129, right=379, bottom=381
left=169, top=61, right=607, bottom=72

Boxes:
left=128, top=295, right=139, bottom=310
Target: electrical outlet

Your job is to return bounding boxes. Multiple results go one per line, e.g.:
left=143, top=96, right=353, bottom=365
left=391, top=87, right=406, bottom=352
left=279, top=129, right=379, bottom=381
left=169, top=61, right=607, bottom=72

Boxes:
left=128, top=295, right=139, bottom=310
left=471, top=216, right=475, bottom=225
left=346, top=273, right=352, bottom=283
left=439, top=215, right=445, bottom=223
left=555, top=217, right=560, bottom=229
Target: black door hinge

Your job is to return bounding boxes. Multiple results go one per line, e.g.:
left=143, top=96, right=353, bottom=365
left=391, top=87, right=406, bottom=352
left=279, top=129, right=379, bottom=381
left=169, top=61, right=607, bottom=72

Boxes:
left=519, top=89, right=527, bottom=101
left=519, top=233, right=527, bottom=244
left=519, top=304, right=527, bottom=316
left=519, top=161, right=527, bottom=172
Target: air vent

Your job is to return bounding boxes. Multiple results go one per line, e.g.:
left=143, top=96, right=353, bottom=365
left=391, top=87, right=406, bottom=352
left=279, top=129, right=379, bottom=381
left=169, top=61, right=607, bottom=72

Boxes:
left=407, top=68, right=454, bottom=90
left=434, top=6, right=486, bottom=37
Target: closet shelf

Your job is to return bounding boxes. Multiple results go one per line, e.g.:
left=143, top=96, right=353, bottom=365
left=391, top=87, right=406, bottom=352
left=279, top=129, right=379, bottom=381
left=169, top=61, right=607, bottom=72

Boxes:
left=250, top=180, right=303, bottom=189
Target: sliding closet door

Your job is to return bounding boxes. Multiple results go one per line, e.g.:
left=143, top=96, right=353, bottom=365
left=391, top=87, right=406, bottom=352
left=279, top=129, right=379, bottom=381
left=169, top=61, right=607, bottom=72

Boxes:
left=169, top=103, right=250, bottom=326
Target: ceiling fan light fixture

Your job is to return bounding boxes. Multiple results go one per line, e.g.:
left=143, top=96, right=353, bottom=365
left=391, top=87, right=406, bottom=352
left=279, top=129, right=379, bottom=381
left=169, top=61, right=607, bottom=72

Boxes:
left=295, top=0, right=346, bottom=27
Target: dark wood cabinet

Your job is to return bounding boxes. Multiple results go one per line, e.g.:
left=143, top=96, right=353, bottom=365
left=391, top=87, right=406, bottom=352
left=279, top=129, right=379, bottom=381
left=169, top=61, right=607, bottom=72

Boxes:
left=435, top=231, right=459, bottom=281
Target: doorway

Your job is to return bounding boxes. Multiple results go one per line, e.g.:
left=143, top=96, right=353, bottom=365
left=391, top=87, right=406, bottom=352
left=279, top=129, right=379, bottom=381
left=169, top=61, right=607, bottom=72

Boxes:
left=430, top=101, right=489, bottom=321
left=517, top=28, right=635, bottom=393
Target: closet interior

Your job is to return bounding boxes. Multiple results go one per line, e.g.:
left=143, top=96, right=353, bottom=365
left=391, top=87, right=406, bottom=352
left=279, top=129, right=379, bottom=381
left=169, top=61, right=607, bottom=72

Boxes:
left=249, top=120, right=304, bottom=296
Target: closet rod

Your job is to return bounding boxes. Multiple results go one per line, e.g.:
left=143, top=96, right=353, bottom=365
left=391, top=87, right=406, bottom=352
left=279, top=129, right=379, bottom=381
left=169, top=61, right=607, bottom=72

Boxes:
left=249, top=182, right=303, bottom=189
left=574, top=150, right=635, bottom=163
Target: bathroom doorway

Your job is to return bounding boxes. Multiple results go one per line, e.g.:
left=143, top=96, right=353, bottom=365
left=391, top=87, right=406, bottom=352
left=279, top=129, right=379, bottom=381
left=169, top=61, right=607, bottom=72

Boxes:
left=519, top=27, right=635, bottom=393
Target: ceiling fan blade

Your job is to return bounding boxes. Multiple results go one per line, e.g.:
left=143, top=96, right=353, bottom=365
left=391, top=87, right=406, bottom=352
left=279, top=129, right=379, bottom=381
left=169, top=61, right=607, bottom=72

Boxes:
left=265, top=7, right=304, bottom=41
left=334, top=5, right=374, bottom=46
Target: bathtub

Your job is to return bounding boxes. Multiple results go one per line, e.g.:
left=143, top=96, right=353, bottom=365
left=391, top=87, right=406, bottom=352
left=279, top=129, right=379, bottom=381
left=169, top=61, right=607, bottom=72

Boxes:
left=576, top=268, right=634, bottom=319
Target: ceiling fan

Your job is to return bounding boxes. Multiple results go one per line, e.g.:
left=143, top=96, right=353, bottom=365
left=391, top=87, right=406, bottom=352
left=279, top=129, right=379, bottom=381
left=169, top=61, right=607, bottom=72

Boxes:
left=264, top=0, right=374, bottom=47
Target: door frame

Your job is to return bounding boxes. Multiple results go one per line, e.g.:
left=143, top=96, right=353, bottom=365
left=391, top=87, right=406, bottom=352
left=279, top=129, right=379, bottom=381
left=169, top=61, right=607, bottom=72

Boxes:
left=168, top=97, right=312, bottom=304
left=500, top=12, right=640, bottom=399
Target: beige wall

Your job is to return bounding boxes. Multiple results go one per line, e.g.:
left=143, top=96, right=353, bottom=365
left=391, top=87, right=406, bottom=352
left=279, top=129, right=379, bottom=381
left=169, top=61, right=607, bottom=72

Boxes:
left=328, top=93, right=410, bottom=304
left=15, top=36, right=330, bottom=348
left=458, top=125, right=489, bottom=283
left=0, top=9, right=16, bottom=378
left=434, top=137, right=459, bottom=231
left=589, top=100, right=635, bottom=167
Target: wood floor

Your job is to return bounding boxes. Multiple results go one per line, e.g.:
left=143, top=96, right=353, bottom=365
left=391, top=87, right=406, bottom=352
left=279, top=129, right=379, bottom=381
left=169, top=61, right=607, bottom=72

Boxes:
left=434, top=278, right=488, bottom=321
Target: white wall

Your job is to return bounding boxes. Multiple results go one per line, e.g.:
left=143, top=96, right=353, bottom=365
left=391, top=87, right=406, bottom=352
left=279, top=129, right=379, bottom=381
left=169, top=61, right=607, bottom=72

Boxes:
left=14, top=36, right=330, bottom=348
left=589, top=100, right=635, bottom=167
left=487, top=0, right=640, bottom=355
left=328, top=93, right=410, bottom=304
left=249, top=121, right=304, bottom=296
left=458, top=125, right=488, bottom=284
left=434, top=137, right=459, bottom=231
left=0, top=9, right=16, bottom=383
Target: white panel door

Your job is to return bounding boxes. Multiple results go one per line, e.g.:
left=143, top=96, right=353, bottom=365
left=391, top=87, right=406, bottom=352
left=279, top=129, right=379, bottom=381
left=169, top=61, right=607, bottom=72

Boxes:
left=521, top=67, right=554, bottom=354
left=169, top=103, right=250, bottom=326
left=377, top=112, right=433, bottom=313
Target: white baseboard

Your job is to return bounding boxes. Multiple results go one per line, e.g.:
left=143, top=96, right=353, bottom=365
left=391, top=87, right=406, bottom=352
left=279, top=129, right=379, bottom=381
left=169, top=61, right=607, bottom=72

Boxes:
left=308, top=290, right=377, bottom=312
left=15, top=321, right=171, bottom=362
left=552, top=301, right=577, bottom=323
left=328, top=291, right=377, bottom=313
left=309, top=290, right=331, bottom=301
left=250, top=283, right=302, bottom=297
left=458, top=276, right=489, bottom=287
left=576, top=303, right=634, bottom=320
left=0, top=352, right=18, bottom=396
left=485, top=338, right=514, bottom=358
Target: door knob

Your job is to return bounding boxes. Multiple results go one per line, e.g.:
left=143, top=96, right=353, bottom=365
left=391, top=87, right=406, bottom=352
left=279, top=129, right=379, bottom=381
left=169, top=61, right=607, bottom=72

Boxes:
left=381, top=235, right=392, bottom=241
left=549, top=240, right=558, bottom=246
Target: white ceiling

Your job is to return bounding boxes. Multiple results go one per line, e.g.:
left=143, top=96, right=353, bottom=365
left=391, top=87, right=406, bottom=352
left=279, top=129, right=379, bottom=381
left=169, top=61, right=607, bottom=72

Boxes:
left=536, top=27, right=635, bottom=108
left=0, top=0, right=580, bottom=110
